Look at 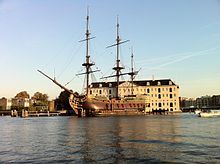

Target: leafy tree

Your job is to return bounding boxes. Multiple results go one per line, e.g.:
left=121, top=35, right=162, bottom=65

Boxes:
left=57, top=90, right=71, bottom=110
left=15, top=91, right=30, bottom=99
left=31, top=92, right=48, bottom=106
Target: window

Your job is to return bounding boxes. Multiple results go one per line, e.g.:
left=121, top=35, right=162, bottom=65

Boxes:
left=170, top=102, right=173, bottom=107
left=158, top=94, right=161, bottom=99
left=90, top=90, right=92, bottom=95
left=169, top=88, right=172, bottom=92
left=109, top=90, right=111, bottom=94
left=170, top=94, right=173, bottom=98
left=147, top=89, right=150, bottom=93
left=159, top=103, right=162, bottom=107
left=158, top=88, right=161, bottom=93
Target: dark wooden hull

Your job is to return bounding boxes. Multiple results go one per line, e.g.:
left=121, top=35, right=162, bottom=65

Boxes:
left=82, top=97, right=149, bottom=116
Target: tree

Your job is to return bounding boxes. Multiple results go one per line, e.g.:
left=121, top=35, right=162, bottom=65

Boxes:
left=15, top=91, right=30, bottom=99
left=57, top=90, right=71, bottom=110
left=31, top=92, right=49, bottom=106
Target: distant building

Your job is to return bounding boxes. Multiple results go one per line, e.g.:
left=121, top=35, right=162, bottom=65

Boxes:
left=212, top=95, right=220, bottom=107
left=180, top=97, right=196, bottom=108
left=0, top=97, right=12, bottom=110
left=48, top=100, right=56, bottom=112
left=89, top=79, right=180, bottom=112
left=181, top=95, right=220, bottom=109
left=196, top=96, right=212, bottom=108
left=11, top=98, right=30, bottom=109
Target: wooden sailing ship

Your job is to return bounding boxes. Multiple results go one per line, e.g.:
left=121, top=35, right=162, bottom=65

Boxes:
left=38, top=12, right=150, bottom=117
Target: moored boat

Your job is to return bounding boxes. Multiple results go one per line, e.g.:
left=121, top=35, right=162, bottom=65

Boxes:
left=198, top=110, right=220, bottom=117
left=38, top=11, right=150, bottom=117
left=194, top=109, right=202, bottom=115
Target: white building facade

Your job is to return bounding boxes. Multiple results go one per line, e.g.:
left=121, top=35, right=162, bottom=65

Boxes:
left=88, top=79, right=180, bottom=112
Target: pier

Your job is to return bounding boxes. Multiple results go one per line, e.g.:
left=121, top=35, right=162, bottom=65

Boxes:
left=11, top=109, right=61, bottom=117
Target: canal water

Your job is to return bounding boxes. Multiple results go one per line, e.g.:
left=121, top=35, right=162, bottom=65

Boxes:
left=0, top=114, right=219, bottom=163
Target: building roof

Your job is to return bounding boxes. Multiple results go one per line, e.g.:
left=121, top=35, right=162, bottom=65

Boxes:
left=90, top=79, right=177, bottom=88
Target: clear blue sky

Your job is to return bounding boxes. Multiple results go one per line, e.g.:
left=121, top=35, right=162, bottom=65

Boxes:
left=1, top=0, right=220, bottom=99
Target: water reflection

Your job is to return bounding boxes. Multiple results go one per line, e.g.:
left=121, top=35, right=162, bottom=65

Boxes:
left=0, top=114, right=219, bottom=163
left=72, top=115, right=183, bottom=163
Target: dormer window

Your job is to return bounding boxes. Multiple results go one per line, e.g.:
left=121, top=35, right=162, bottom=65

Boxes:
left=90, top=84, right=93, bottom=88
left=109, top=83, right=112, bottom=87
left=147, top=82, right=150, bottom=86
left=99, top=83, right=102, bottom=87
left=158, top=81, right=161, bottom=85
left=169, top=81, right=172, bottom=85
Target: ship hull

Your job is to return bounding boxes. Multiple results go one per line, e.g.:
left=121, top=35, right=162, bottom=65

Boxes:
left=81, top=97, right=149, bottom=116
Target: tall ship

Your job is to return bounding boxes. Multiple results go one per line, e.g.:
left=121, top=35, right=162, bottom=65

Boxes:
left=38, top=12, right=150, bottom=117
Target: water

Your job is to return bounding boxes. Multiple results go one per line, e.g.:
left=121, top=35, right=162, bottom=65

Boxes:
left=0, top=114, right=219, bottom=163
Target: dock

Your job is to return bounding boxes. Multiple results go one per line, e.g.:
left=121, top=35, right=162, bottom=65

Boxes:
left=11, top=109, right=62, bottom=117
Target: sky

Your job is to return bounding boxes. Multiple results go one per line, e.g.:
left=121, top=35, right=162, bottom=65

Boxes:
left=0, top=0, right=220, bottom=100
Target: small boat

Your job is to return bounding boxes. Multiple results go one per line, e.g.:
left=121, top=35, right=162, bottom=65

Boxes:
left=194, top=109, right=202, bottom=115
left=199, top=110, right=220, bottom=117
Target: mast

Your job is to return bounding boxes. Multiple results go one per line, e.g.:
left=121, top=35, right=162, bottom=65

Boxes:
left=105, top=17, right=129, bottom=99
left=80, top=8, right=95, bottom=97
left=128, top=48, right=139, bottom=96
left=131, top=48, right=134, bottom=95
left=115, top=17, right=123, bottom=98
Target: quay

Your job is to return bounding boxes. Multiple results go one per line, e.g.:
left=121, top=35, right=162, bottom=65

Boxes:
left=0, top=108, right=178, bottom=118
left=11, top=109, right=62, bottom=117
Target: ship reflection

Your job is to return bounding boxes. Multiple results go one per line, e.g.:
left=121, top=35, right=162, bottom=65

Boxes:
left=72, top=115, right=182, bottom=163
